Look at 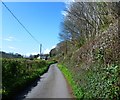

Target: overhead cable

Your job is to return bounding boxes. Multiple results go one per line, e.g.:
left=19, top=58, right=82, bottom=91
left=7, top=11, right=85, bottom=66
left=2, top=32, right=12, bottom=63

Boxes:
left=1, top=1, right=40, bottom=44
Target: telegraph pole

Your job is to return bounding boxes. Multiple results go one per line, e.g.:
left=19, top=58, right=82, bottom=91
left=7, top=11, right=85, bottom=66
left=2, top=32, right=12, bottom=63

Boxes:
left=40, top=44, right=42, bottom=59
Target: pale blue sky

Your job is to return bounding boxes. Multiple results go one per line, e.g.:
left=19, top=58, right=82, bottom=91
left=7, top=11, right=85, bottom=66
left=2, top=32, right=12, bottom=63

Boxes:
left=1, top=2, right=66, bottom=56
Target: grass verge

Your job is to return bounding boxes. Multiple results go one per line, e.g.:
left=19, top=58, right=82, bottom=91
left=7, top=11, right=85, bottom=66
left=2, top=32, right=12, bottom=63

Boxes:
left=58, top=64, right=84, bottom=99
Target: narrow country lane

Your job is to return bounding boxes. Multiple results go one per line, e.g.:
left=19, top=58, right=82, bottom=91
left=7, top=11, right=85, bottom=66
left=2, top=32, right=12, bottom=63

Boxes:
left=18, top=64, right=72, bottom=99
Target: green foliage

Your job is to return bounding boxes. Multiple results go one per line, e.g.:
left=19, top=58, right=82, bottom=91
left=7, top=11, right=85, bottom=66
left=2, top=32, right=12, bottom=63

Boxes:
left=1, top=58, right=52, bottom=97
left=52, top=2, right=119, bottom=99
left=58, top=48, right=120, bottom=99
left=94, top=48, right=104, bottom=63
left=58, top=64, right=84, bottom=99
left=77, top=37, right=86, bottom=48
left=83, top=63, right=120, bottom=99
left=81, top=50, right=120, bottom=99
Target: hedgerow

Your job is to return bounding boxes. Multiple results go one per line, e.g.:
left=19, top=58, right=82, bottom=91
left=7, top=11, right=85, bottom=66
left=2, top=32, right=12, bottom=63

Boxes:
left=1, top=58, right=54, bottom=98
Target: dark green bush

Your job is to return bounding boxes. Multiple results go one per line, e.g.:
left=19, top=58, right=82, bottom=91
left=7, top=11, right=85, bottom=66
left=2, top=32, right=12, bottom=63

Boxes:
left=1, top=58, right=51, bottom=97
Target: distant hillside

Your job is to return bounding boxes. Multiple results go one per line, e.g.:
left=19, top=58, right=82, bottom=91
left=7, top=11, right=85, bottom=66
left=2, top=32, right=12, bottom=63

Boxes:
left=0, top=51, right=23, bottom=58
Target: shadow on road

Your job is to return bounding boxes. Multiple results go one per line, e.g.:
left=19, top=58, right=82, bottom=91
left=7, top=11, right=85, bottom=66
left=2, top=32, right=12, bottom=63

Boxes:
left=15, top=76, right=42, bottom=100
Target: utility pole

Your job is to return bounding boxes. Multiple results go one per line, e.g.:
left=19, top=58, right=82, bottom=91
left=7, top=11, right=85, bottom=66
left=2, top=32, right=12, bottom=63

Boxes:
left=40, top=44, right=42, bottom=59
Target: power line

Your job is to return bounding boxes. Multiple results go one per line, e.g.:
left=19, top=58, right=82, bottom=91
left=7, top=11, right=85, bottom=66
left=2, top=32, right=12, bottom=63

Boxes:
left=1, top=1, right=40, bottom=44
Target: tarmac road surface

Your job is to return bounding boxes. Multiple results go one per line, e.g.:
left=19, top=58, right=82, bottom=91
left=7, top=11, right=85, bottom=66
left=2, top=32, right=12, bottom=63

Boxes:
left=23, top=64, right=72, bottom=98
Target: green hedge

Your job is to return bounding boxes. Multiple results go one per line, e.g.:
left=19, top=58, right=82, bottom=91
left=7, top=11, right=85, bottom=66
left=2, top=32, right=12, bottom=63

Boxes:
left=1, top=58, right=53, bottom=98
left=58, top=63, right=120, bottom=99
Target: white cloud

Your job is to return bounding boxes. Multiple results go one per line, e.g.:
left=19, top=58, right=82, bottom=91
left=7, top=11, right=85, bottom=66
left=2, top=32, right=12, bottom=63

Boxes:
left=61, top=11, right=68, bottom=16
left=43, top=45, right=56, bottom=54
left=4, top=36, right=15, bottom=41
left=25, top=53, right=31, bottom=57
left=51, top=45, right=56, bottom=49
left=63, top=0, right=75, bottom=16
left=4, top=39, right=12, bottom=41
left=25, top=46, right=56, bottom=57
left=8, top=46, right=16, bottom=50
left=43, top=49, right=50, bottom=54
left=64, top=0, right=75, bottom=5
